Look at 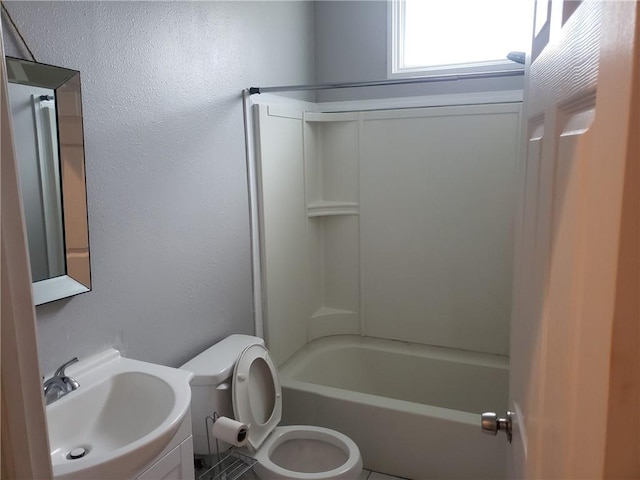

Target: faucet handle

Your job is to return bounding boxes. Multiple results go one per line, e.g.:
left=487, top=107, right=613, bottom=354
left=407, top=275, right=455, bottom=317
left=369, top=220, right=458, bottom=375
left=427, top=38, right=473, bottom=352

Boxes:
left=54, top=357, right=79, bottom=377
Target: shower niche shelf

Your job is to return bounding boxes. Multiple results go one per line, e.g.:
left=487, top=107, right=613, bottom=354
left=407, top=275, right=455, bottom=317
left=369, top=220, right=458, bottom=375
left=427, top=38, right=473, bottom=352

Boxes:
left=307, top=201, right=359, bottom=217
left=303, top=112, right=361, bottom=341
left=309, top=307, right=359, bottom=339
left=303, top=112, right=359, bottom=208
left=307, top=214, right=360, bottom=340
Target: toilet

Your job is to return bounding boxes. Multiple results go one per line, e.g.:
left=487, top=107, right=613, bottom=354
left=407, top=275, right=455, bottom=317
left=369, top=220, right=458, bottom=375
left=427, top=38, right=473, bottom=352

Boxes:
left=180, top=335, right=362, bottom=480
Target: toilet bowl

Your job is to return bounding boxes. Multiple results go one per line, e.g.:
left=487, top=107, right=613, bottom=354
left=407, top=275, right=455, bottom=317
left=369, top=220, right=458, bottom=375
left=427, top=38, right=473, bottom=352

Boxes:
left=252, top=426, right=362, bottom=480
left=180, top=335, right=362, bottom=480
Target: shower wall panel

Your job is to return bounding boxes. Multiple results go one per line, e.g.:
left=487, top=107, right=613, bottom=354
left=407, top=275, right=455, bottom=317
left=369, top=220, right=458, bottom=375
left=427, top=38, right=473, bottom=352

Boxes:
left=359, top=104, right=521, bottom=355
left=254, top=105, right=309, bottom=365
left=254, top=98, right=521, bottom=363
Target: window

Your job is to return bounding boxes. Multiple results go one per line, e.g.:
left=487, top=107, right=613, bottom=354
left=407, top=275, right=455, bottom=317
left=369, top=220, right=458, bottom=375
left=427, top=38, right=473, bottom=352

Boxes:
left=389, top=0, right=533, bottom=77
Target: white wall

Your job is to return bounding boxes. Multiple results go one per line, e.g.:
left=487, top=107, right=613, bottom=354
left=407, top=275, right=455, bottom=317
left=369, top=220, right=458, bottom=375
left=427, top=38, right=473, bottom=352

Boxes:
left=313, top=1, right=524, bottom=102
left=2, top=1, right=315, bottom=374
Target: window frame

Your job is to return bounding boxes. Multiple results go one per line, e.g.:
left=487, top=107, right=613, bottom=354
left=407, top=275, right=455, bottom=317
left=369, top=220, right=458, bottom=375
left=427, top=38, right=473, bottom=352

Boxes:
left=387, top=0, right=526, bottom=79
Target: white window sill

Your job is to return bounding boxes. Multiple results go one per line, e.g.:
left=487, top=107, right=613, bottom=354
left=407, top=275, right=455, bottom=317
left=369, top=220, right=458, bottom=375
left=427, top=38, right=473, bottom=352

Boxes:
left=389, top=60, right=524, bottom=80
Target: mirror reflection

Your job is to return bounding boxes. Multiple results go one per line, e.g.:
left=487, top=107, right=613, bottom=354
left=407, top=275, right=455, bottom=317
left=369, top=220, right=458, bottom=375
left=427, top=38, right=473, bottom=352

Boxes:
left=6, top=57, right=91, bottom=305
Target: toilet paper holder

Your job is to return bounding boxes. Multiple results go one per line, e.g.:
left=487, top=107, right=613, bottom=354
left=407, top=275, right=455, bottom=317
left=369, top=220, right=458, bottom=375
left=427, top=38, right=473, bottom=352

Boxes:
left=198, top=413, right=256, bottom=480
left=205, top=412, right=222, bottom=457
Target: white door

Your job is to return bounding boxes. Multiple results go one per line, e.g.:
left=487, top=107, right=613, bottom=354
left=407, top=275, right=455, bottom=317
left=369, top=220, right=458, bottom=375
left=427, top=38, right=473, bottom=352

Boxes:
left=507, top=0, right=639, bottom=478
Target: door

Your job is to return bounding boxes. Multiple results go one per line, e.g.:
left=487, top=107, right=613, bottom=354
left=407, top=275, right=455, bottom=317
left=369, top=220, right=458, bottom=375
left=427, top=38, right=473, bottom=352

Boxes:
left=1, top=23, right=54, bottom=480
left=508, top=1, right=639, bottom=478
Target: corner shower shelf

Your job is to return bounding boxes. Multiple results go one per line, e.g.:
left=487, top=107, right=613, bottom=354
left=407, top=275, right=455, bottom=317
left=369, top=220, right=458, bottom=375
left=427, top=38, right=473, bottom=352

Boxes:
left=311, top=307, right=357, bottom=319
left=307, top=201, right=359, bottom=217
left=309, top=307, right=360, bottom=339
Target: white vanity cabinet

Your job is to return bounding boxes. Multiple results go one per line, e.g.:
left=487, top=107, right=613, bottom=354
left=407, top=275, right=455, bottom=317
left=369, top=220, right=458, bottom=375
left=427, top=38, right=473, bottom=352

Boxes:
left=135, top=411, right=195, bottom=480
left=136, top=436, right=194, bottom=480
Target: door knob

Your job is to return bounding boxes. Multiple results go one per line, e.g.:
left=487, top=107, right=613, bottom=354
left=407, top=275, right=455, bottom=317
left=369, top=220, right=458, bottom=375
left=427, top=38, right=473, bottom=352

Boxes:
left=481, top=411, right=513, bottom=443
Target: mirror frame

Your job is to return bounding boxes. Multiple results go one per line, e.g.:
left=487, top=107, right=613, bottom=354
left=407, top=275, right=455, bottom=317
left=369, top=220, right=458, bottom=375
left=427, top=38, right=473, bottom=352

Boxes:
left=6, top=57, right=91, bottom=305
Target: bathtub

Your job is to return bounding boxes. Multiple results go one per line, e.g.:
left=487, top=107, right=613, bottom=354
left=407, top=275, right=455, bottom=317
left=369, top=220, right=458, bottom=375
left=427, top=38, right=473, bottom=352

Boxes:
left=278, top=335, right=509, bottom=480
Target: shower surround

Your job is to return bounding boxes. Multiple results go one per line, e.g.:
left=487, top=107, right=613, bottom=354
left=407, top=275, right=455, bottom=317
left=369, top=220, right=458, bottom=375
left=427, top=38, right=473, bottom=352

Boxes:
left=250, top=92, right=521, bottom=478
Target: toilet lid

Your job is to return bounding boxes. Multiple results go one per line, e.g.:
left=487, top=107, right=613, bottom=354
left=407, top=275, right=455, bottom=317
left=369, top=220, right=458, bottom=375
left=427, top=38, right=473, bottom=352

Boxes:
left=232, top=344, right=282, bottom=450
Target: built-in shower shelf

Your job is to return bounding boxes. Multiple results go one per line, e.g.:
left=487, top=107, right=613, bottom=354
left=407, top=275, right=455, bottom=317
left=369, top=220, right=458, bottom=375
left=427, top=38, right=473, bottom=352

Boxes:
left=312, top=307, right=356, bottom=319
left=307, top=201, right=359, bottom=217
left=309, top=307, right=360, bottom=340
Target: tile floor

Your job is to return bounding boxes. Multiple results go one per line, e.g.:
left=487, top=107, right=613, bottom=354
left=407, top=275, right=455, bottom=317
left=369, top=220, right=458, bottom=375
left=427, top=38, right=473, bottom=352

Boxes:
left=359, top=469, right=409, bottom=480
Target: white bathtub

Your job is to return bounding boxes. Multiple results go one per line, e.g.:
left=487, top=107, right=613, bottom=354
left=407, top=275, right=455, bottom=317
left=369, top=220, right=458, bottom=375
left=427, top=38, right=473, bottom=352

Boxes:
left=279, top=336, right=508, bottom=480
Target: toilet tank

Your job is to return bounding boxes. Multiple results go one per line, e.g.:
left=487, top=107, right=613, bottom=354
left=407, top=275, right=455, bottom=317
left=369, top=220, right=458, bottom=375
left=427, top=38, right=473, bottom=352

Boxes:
left=180, top=334, right=264, bottom=455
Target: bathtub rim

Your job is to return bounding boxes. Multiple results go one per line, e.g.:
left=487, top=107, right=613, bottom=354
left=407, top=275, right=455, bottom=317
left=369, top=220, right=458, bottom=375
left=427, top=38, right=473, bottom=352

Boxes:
left=278, top=335, right=510, bottom=426
left=281, top=377, right=482, bottom=426
left=280, top=335, right=509, bottom=373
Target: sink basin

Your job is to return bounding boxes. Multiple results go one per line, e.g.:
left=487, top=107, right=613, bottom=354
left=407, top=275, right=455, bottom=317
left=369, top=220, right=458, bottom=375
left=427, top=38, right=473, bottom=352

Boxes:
left=46, top=349, right=193, bottom=479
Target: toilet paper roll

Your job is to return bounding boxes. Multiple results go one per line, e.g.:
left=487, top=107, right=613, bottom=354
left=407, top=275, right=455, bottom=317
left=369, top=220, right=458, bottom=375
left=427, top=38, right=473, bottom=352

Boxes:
left=211, top=417, right=249, bottom=447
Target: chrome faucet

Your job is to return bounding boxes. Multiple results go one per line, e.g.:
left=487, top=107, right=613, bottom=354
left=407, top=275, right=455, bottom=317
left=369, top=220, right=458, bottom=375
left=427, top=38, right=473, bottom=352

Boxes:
left=43, top=357, right=80, bottom=405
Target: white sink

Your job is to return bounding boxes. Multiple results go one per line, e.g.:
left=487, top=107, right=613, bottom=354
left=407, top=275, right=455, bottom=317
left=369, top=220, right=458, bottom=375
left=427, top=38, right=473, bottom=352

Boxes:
left=46, top=349, right=194, bottom=479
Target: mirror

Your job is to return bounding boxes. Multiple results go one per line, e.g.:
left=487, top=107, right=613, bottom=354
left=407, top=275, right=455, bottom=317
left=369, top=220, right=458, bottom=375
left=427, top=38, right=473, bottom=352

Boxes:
left=6, top=57, right=91, bottom=305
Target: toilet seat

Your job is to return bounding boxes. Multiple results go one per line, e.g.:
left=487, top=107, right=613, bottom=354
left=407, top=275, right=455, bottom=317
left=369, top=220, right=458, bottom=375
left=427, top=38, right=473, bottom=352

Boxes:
left=253, top=425, right=363, bottom=480
left=232, top=344, right=363, bottom=479
left=232, top=344, right=283, bottom=450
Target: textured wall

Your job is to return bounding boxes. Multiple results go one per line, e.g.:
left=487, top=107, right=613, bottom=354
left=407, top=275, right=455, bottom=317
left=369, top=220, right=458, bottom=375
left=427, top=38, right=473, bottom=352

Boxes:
left=2, top=1, right=315, bottom=374
left=314, top=1, right=524, bottom=101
